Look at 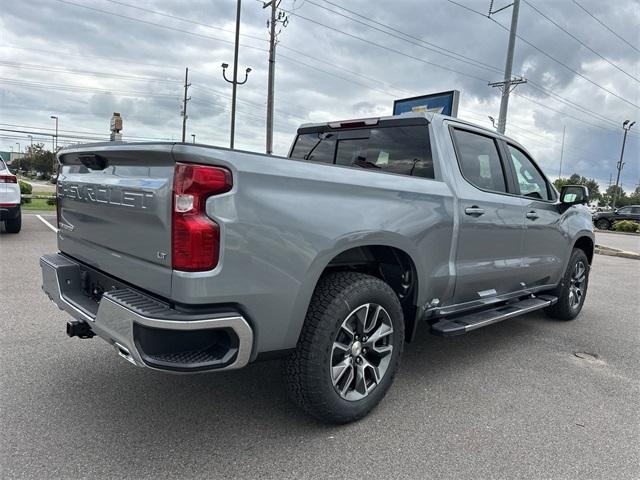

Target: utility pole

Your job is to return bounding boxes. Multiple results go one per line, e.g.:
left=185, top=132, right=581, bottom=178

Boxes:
left=263, top=0, right=288, bottom=154
left=488, top=0, right=526, bottom=134
left=558, top=124, right=566, bottom=178
left=612, top=119, right=635, bottom=209
left=181, top=67, right=191, bottom=143
left=221, top=0, right=252, bottom=149
left=50, top=115, right=58, bottom=150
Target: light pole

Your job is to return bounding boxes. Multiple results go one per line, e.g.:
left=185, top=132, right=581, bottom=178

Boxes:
left=27, top=135, right=33, bottom=152
left=221, top=0, right=251, bottom=149
left=612, top=120, right=636, bottom=209
left=50, top=115, right=59, bottom=150
left=15, top=142, right=21, bottom=153
left=191, top=134, right=196, bottom=143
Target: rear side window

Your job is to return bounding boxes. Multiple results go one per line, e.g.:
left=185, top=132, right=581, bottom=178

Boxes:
left=506, top=145, right=551, bottom=201
left=452, top=129, right=506, bottom=193
left=290, top=126, right=434, bottom=179
left=0, top=159, right=6, bottom=170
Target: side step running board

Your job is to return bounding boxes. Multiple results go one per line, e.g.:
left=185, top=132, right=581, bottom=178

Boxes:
left=431, top=295, right=557, bottom=337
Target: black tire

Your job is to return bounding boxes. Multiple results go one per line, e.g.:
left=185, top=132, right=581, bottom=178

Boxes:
left=5, top=212, right=21, bottom=233
left=595, top=218, right=610, bottom=230
left=545, top=249, right=590, bottom=321
left=284, top=272, right=404, bottom=424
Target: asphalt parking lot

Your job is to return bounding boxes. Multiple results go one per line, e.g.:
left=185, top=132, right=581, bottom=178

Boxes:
left=1, top=214, right=639, bottom=479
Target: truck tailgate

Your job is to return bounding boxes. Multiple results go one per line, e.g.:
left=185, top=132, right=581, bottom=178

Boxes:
left=57, top=144, right=175, bottom=298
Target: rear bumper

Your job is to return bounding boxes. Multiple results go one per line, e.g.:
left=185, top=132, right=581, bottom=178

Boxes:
left=40, top=253, right=253, bottom=373
left=0, top=203, right=20, bottom=220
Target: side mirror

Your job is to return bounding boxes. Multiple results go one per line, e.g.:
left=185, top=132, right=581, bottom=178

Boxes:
left=560, top=185, right=588, bottom=205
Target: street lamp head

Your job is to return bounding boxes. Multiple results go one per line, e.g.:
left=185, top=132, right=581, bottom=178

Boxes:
left=50, top=115, right=58, bottom=120
left=221, top=62, right=229, bottom=69
left=623, top=120, right=629, bottom=127
left=630, top=121, right=636, bottom=129
left=245, top=67, right=252, bottom=74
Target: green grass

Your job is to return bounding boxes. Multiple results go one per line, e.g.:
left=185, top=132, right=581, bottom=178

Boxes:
left=21, top=198, right=56, bottom=211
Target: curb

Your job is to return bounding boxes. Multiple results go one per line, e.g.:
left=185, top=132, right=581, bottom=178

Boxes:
left=594, top=228, right=640, bottom=236
left=594, top=244, right=640, bottom=260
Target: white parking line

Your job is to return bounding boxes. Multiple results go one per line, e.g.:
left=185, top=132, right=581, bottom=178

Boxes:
left=36, top=214, right=58, bottom=233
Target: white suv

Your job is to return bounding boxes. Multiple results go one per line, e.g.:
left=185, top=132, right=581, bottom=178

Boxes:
left=0, top=158, right=21, bottom=233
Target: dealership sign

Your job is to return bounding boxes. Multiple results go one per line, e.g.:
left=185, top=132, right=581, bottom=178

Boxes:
left=393, top=90, right=460, bottom=117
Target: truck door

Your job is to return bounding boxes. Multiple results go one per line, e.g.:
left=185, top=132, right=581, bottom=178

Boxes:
left=449, top=128, right=527, bottom=306
left=502, top=143, right=566, bottom=288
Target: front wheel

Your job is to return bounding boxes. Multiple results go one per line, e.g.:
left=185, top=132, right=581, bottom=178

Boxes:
left=284, top=272, right=404, bottom=424
left=595, top=218, right=610, bottom=230
left=545, top=249, right=590, bottom=321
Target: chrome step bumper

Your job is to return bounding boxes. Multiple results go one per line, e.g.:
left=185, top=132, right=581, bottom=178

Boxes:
left=40, top=253, right=253, bottom=373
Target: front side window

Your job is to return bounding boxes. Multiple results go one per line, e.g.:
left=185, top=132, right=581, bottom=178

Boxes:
left=507, top=145, right=551, bottom=201
left=617, top=207, right=631, bottom=214
left=290, top=126, right=434, bottom=179
left=453, top=129, right=506, bottom=193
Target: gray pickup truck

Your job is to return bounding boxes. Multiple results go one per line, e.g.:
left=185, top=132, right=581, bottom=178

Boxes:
left=40, top=112, right=594, bottom=423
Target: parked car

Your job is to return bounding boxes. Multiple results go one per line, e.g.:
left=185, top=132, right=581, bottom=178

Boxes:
left=0, top=158, right=21, bottom=233
left=593, top=205, right=640, bottom=230
left=40, top=112, right=594, bottom=423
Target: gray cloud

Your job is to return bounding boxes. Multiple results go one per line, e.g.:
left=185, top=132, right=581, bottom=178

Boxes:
left=1, top=0, right=638, bottom=190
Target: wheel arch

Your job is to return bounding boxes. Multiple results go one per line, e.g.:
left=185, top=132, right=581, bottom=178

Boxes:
left=573, top=235, right=595, bottom=265
left=311, top=243, right=421, bottom=342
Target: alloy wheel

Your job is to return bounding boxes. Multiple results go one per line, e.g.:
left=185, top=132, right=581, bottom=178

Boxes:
left=568, top=260, right=587, bottom=309
left=330, top=303, right=394, bottom=401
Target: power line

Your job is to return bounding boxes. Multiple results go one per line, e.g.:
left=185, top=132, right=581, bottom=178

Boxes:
left=446, top=0, right=640, bottom=110
left=52, top=0, right=269, bottom=54
left=0, top=77, right=180, bottom=99
left=317, top=0, right=504, bottom=74
left=14, top=0, right=638, bottom=145
left=523, top=0, right=640, bottom=83
left=525, top=80, right=640, bottom=136
left=276, top=1, right=637, bottom=136
left=302, top=0, right=503, bottom=75
left=571, top=0, right=640, bottom=54
left=0, top=61, right=182, bottom=84
left=0, top=123, right=172, bottom=141
left=273, top=4, right=492, bottom=82
left=0, top=45, right=185, bottom=70
left=101, top=0, right=269, bottom=45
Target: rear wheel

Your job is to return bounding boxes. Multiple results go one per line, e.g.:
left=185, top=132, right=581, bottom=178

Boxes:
left=284, top=272, right=404, bottom=424
left=545, top=249, right=590, bottom=321
left=595, top=218, right=610, bottom=230
left=5, top=210, right=21, bottom=233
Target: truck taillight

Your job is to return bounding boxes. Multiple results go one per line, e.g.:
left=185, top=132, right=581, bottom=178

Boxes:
left=0, top=174, right=17, bottom=183
left=172, top=163, right=232, bottom=272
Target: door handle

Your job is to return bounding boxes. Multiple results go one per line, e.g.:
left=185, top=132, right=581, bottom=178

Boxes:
left=526, top=211, right=539, bottom=220
left=465, top=206, right=485, bottom=217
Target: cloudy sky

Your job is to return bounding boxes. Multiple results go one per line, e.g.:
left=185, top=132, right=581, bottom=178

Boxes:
left=1, top=0, right=638, bottom=191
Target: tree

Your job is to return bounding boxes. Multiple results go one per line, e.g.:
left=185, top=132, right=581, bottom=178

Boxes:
left=15, top=143, right=56, bottom=178
left=602, top=185, right=626, bottom=208
left=628, top=186, right=640, bottom=205
left=553, top=173, right=600, bottom=202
